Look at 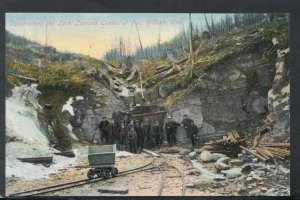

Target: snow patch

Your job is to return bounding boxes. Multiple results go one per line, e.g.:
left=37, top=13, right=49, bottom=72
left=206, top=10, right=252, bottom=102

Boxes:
left=116, top=151, right=134, bottom=157
left=6, top=85, right=48, bottom=145
left=281, top=84, right=290, bottom=96
left=75, top=96, right=84, bottom=101
left=6, top=142, right=80, bottom=181
left=67, top=124, right=79, bottom=141
left=119, top=86, right=130, bottom=97
left=62, top=97, right=74, bottom=116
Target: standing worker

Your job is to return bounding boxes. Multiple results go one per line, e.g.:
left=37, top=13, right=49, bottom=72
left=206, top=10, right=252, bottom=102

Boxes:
left=182, top=114, right=193, bottom=137
left=190, top=120, right=198, bottom=151
left=164, top=116, right=180, bottom=147
left=137, top=122, right=146, bottom=153
left=153, top=120, right=163, bottom=149
left=128, top=127, right=137, bottom=154
left=119, top=122, right=126, bottom=151
left=107, top=120, right=115, bottom=144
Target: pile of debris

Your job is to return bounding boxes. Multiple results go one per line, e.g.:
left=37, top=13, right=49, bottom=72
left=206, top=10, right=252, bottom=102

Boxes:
left=200, top=131, right=246, bottom=157
left=240, top=143, right=290, bottom=162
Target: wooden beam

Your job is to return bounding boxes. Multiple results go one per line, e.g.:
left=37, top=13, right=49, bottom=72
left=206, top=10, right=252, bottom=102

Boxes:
left=8, top=73, right=38, bottom=82
left=131, top=110, right=167, bottom=118
left=17, top=156, right=53, bottom=164
left=240, top=145, right=267, bottom=161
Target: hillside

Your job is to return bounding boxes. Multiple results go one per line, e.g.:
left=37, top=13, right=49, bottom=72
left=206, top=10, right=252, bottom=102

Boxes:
left=5, top=14, right=290, bottom=149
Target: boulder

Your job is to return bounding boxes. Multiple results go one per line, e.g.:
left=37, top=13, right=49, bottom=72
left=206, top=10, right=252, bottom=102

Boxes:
left=200, top=151, right=214, bottom=163
left=241, top=164, right=252, bottom=174
left=185, top=183, right=195, bottom=188
left=221, top=168, right=242, bottom=179
left=214, top=162, right=230, bottom=171
left=217, top=157, right=231, bottom=165
left=189, top=152, right=197, bottom=160
left=278, top=165, right=290, bottom=175
left=213, top=174, right=227, bottom=181
left=238, top=153, right=251, bottom=162
left=211, top=153, right=226, bottom=162
left=228, top=159, right=244, bottom=168
left=179, top=149, right=190, bottom=156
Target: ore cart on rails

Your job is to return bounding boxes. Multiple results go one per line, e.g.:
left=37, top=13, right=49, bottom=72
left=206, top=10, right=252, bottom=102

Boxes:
left=87, top=144, right=118, bottom=179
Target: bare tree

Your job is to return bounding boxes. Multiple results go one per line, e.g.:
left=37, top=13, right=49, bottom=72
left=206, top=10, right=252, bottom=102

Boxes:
left=189, top=13, right=195, bottom=79
left=204, top=13, right=216, bottom=50
left=135, top=24, right=144, bottom=58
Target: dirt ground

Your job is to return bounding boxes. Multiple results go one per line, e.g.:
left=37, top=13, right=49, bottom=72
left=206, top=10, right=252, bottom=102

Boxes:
left=6, top=146, right=289, bottom=197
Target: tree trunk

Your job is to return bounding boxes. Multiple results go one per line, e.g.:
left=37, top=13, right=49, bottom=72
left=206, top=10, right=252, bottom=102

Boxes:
left=189, top=13, right=195, bottom=78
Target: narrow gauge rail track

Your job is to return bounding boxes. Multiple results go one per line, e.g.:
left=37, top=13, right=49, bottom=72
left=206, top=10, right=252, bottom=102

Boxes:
left=9, top=152, right=156, bottom=197
left=153, top=152, right=186, bottom=196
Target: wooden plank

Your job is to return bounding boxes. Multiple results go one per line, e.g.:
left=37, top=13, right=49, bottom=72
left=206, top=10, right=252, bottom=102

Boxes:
left=240, top=145, right=267, bottom=161
left=17, top=156, right=53, bottom=164
left=131, top=110, right=168, bottom=118
left=264, top=147, right=289, bottom=154
left=261, top=143, right=290, bottom=148
left=255, top=147, right=270, bottom=160
left=232, top=130, right=241, bottom=139
left=259, top=146, right=274, bottom=158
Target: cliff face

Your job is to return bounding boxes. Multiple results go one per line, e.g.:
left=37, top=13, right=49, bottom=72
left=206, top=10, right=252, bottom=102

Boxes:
left=260, top=43, right=290, bottom=143
left=164, top=52, right=274, bottom=135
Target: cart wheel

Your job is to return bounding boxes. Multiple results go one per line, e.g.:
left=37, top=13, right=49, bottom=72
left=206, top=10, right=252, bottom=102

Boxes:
left=112, top=168, right=118, bottom=177
left=87, top=169, right=95, bottom=179
left=103, top=168, right=111, bottom=179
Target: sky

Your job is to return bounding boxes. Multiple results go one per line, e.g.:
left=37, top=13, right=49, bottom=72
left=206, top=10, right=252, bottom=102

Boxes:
left=6, top=13, right=228, bottom=59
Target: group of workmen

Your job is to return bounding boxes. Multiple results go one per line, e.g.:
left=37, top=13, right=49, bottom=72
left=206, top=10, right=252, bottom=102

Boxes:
left=99, top=114, right=199, bottom=153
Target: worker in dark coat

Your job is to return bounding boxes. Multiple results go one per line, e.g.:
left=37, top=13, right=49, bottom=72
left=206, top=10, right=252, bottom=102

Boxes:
left=137, top=122, right=146, bottom=153
left=181, top=114, right=193, bottom=138
left=164, top=117, right=180, bottom=147
left=107, top=121, right=115, bottom=144
left=119, top=122, right=126, bottom=151
left=99, top=120, right=109, bottom=144
left=190, top=120, right=198, bottom=151
left=128, top=127, right=137, bottom=154
left=152, top=121, right=163, bottom=150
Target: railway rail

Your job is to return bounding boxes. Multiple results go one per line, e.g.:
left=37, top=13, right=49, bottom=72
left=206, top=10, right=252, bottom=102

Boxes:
left=153, top=152, right=186, bottom=196
left=9, top=149, right=186, bottom=197
left=9, top=152, right=156, bottom=197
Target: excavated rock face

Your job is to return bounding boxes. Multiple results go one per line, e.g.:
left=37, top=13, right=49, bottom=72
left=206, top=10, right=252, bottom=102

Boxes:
left=260, top=44, right=290, bottom=143
left=197, top=53, right=273, bottom=132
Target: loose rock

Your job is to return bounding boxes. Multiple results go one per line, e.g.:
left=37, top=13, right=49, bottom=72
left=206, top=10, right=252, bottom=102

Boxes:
left=221, top=168, right=242, bottom=179
left=217, top=157, right=231, bottom=164
left=189, top=152, right=197, bottom=160
left=200, top=151, right=214, bottom=163
left=211, top=153, right=226, bottom=161
left=241, top=164, right=252, bottom=174
left=214, top=162, right=230, bottom=171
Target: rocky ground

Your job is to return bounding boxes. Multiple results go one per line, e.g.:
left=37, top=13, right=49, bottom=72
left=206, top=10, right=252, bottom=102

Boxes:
left=6, top=145, right=290, bottom=197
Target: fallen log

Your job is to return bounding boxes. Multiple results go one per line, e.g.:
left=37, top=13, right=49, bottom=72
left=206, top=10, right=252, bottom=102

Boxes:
left=17, top=156, right=53, bottom=164
left=155, top=65, right=173, bottom=75
left=8, top=73, right=38, bottom=82
left=103, top=61, right=119, bottom=73
left=53, top=151, right=75, bottom=158
left=240, top=145, right=267, bottom=161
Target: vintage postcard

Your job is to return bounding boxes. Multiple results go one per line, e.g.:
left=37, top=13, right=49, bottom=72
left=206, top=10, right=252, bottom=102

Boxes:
left=5, top=13, right=290, bottom=196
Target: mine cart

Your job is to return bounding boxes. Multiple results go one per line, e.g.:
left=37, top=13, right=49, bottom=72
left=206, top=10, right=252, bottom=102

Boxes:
left=87, top=144, right=118, bottom=179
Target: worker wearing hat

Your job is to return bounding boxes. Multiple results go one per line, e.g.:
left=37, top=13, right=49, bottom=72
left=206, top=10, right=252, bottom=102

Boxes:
left=164, top=116, right=180, bottom=147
